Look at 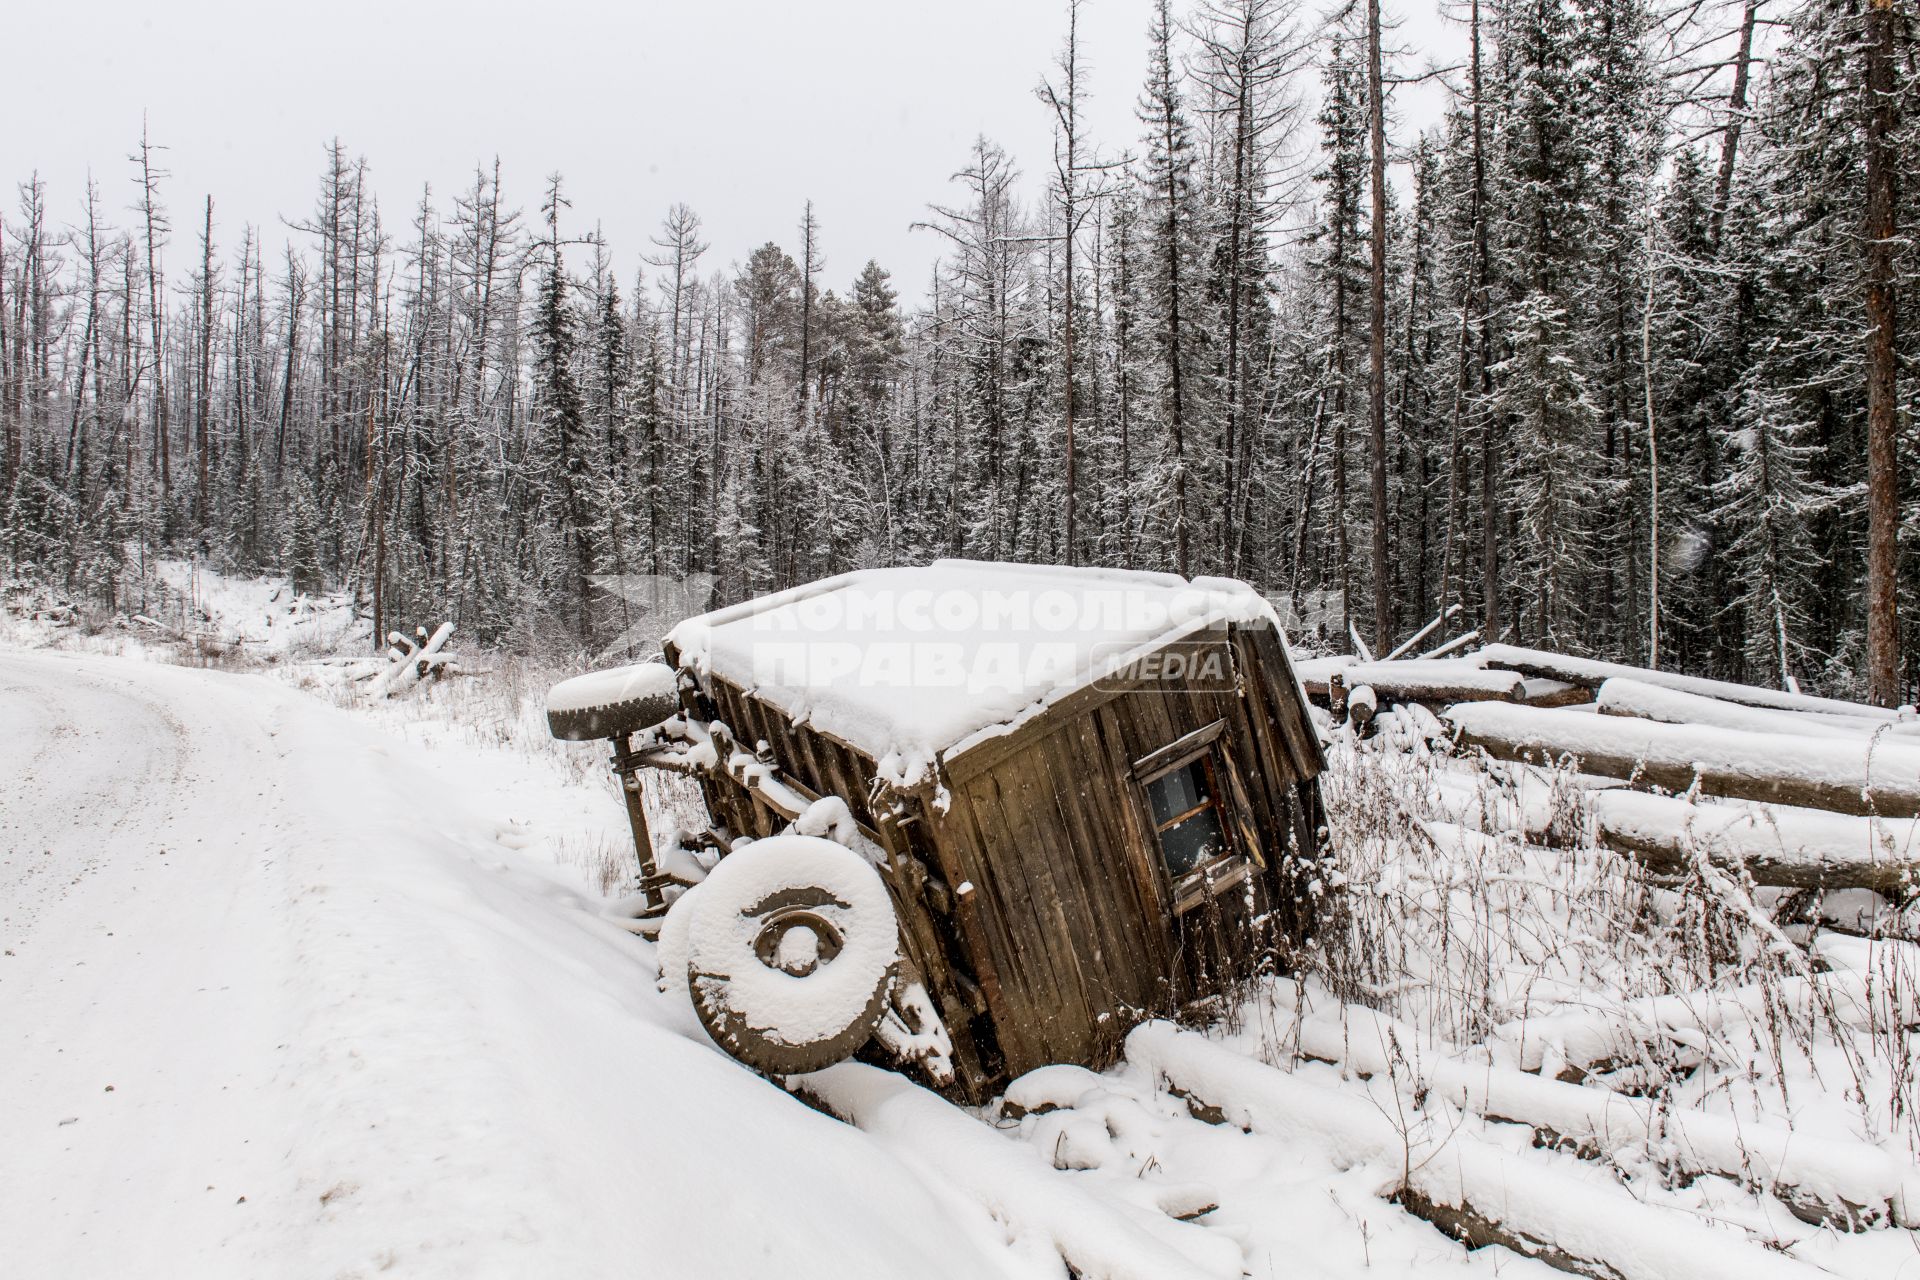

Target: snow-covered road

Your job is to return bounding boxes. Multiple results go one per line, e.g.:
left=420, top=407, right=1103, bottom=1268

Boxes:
left=0, top=651, right=308, bottom=1274
left=0, top=650, right=1018, bottom=1279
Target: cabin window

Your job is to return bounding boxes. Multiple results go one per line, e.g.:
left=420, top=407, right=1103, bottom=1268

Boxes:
left=1144, top=754, right=1235, bottom=885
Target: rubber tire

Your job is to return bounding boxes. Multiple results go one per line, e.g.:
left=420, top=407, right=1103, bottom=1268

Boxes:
left=685, top=839, right=898, bottom=1076
left=546, top=683, right=681, bottom=741
left=654, top=880, right=703, bottom=1008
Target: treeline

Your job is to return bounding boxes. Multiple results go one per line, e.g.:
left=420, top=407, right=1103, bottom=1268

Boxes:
left=0, top=0, right=1914, bottom=701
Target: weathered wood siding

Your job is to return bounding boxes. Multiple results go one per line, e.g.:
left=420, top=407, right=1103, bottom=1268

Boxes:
left=920, top=622, right=1325, bottom=1086
left=670, top=619, right=1326, bottom=1101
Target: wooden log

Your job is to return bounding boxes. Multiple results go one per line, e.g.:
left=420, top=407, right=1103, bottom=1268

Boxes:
left=1418, top=629, right=1479, bottom=660
left=1382, top=604, right=1462, bottom=662
left=1394, top=1187, right=1626, bottom=1280
left=370, top=620, right=455, bottom=697
left=1444, top=702, right=1920, bottom=818
left=797, top=1061, right=1236, bottom=1280
left=1297, top=656, right=1520, bottom=706
left=1597, top=677, right=1868, bottom=740
left=1349, top=620, right=1376, bottom=664
left=1520, top=678, right=1591, bottom=708
left=1477, top=643, right=1904, bottom=722
left=1339, top=660, right=1524, bottom=705
left=1488, top=949, right=1920, bottom=1078
left=1288, top=1004, right=1920, bottom=1230
left=1327, top=669, right=1349, bottom=723
left=1294, top=655, right=1353, bottom=701
left=1592, top=791, right=1920, bottom=893
left=1347, top=684, right=1378, bottom=736
left=1126, top=1022, right=1823, bottom=1280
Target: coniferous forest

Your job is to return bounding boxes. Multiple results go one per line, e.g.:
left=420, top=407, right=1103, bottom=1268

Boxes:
left=0, top=0, right=1914, bottom=703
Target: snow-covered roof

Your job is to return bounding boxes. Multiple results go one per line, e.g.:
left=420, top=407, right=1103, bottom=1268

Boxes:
left=664, top=560, right=1280, bottom=787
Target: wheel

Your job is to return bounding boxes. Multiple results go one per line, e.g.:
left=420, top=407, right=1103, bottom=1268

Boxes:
left=546, top=660, right=681, bottom=741
left=684, top=835, right=899, bottom=1075
left=654, top=879, right=703, bottom=1007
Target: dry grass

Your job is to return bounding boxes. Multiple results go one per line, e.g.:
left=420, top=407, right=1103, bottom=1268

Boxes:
left=1302, top=717, right=1920, bottom=1158
left=550, top=832, right=634, bottom=897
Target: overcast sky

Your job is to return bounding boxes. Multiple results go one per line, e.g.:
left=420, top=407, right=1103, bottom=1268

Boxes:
left=6, top=0, right=1461, bottom=302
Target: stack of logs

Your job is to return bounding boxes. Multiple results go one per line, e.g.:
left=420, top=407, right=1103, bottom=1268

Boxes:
left=1302, top=642, right=1920, bottom=894
left=366, top=621, right=464, bottom=697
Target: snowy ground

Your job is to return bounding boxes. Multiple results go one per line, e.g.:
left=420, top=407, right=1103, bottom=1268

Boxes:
left=5, top=563, right=1919, bottom=1279
left=0, top=637, right=1020, bottom=1278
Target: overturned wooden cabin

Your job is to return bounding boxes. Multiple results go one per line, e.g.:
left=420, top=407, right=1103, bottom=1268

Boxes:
left=659, top=560, right=1327, bottom=1102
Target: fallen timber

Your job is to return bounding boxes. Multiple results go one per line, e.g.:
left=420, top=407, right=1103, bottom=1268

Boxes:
left=1478, top=644, right=1905, bottom=723
left=1592, top=790, right=1920, bottom=893
left=1305, top=660, right=1583, bottom=708
left=1126, top=1022, right=1826, bottom=1280
left=1482, top=953, right=1920, bottom=1108
left=1283, top=1004, right=1920, bottom=1230
left=797, top=1061, right=1235, bottom=1280
left=1596, top=677, right=1868, bottom=740
left=1444, top=702, right=1920, bottom=819
left=1339, top=661, right=1525, bottom=704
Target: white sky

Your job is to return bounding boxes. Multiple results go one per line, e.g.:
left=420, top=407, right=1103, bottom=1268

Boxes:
left=6, top=0, right=1462, bottom=303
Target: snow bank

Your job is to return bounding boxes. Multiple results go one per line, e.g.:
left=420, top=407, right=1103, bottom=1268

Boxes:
left=800, top=1061, right=1239, bottom=1280
left=150, top=556, right=366, bottom=656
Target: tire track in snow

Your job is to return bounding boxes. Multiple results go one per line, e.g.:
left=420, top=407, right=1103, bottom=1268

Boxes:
left=0, top=650, right=306, bottom=1277
left=0, top=649, right=1032, bottom=1280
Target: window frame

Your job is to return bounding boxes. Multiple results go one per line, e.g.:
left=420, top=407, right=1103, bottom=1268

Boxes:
left=1135, top=731, right=1252, bottom=915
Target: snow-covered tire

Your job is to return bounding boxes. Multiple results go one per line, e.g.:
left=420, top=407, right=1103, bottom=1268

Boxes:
left=685, top=835, right=899, bottom=1076
left=654, top=879, right=703, bottom=1008
left=546, top=660, right=681, bottom=741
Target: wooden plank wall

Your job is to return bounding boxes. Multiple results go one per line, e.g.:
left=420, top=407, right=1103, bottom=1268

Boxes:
left=672, top=619, right=1327, bottom=1099
left=924, top=621, right=1326, bottom=1083
left=701, top=679, right=882, bottom=833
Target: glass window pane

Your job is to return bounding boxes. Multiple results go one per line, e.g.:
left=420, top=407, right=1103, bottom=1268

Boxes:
left=1147, top=759, right=1211, bottom=828
left=1157, top=809, right=1226, bottom=878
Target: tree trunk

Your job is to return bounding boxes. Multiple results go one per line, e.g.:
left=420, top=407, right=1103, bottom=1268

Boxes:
left=0, top=209, right=12, bottom=497
left=1642, top=227, right=1660, bottom=668
left=1366, top=0, right=1393, bottom=652
left=197, top=195, right=215, bottom=527
left=1471, top=0, right=1499, bottom=642
left=1043, top=0, right=1084, bottom=564
left=799, top=201, right=817, bottom=425
left=277, top=249, right=299, bottom=475
left=1165, top=154, right=1189, bottom=573
left=139, top=125, right=170, bottom=495
left=1861, top=0, right=1903, bottom=707
left=1708, top=0, right=1758, bottom=253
